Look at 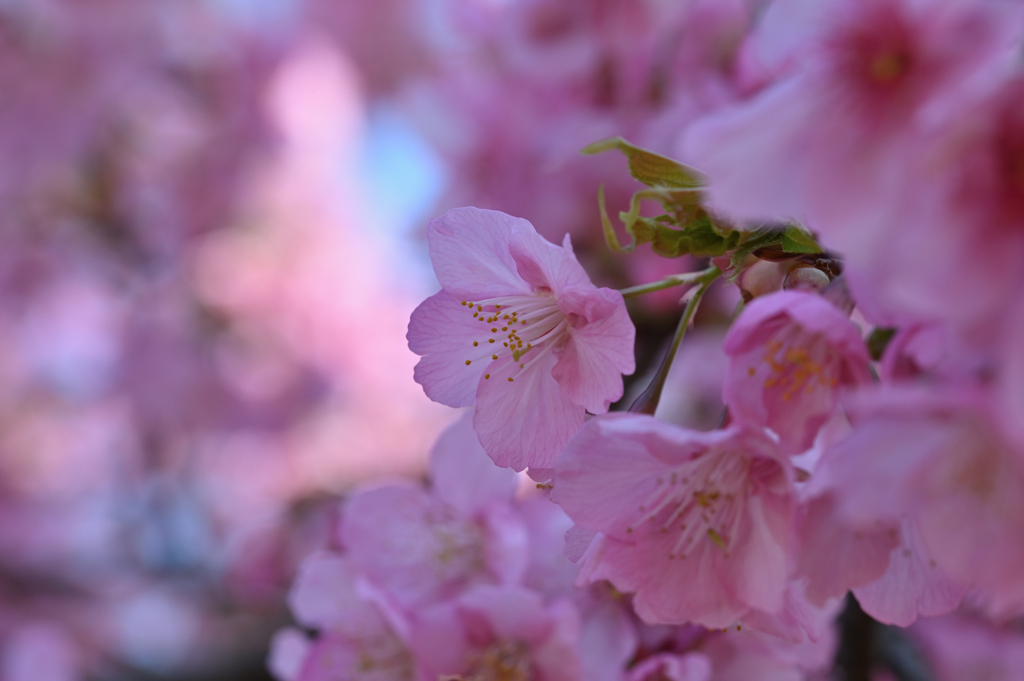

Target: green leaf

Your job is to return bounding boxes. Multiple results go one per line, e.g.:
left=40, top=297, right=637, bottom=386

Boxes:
left=581, top=136, right=705, bottom=189
left=780, top=225, right=822, bottom=254
left=633, top=209, right=738, bottom=258
left=866, top=327, right=896, bottom=361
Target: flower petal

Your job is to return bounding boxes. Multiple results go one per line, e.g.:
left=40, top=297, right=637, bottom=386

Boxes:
left=473, top=353, right=585, bottom=471
left=430, top=411, right=518, bottom=515
left=428, top=207, right=531, bottom=300
left=553, top=289, right=636, bottom=414
left=507, top=226, right=593, bottom=294
left=853, top=518, right=965, bottom=627
left=409, top=290, right=490, bottom=408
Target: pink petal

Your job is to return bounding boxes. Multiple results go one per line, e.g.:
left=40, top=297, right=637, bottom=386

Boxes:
left=553, top=289, right=636, bottom=414
left=429, top=411, right=517, bottom=515
left=287, top=552, right=376, bottom=631
left=628, top=653, right=712, bottom=681
left=796, top=494, right=899, bottom=605
left=681, top=76, right=813, bottom=223
left=473, top=353, right=585, bottom=471
left=507, top=226, right=593, bottom=294
left=267, top=628, right=310, bottom=681
left=729, top=493, right=791, bottom=615
left=427, top=207, right=531, bottom=300
left=409, top=291, right=490, bottom=408
left=552, top=415, right=691, bottom=538
left=597, top=533, right=748, bottom=628
left=853, top=518, right=965, bottom=627
left=340, top=485, right=485, bottom=607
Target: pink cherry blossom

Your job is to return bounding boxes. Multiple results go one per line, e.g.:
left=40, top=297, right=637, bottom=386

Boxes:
left=627, top=652, right=712, bottom=681
left=852, top=517, right=965, bottom=627
left=819, top=386, right=1024, bottom=617
left=409, top=585, right=584, bottom=681
left=722, top=290, right=872, bottom=454
left=281, top=552, right=415, bottom=681
left=910, top=610, right=1024, bottom=681
left=338, top=413, right=528, bottom=608
left=683, top=0, right=1020, bottom=232
left=408, top=207, right=635, bottom=470
left=552, top=414, right=797, bottom=628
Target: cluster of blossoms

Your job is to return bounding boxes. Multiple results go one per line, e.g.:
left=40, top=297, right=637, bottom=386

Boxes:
left=269, top=414, right=836, bottom=681
left=6, top=0, right=1024, bottom=677
left=275, top=0, right=1024, bottom=678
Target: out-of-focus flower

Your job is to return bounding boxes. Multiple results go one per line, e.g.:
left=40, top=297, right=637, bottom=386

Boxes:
left=339, top=414, right=527, bottom=609
left=410, top=585, right=584, bottom=681
left=810, top=387, right=1024, bottom=618
left=283, top=553, right=414, bottom=681
left=408, top=207, right=634, bottom=471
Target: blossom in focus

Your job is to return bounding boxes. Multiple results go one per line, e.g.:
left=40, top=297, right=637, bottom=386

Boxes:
left=407, top=207, right=635, bottom=471
left=552, top=414, right=796, bottom=628
left=722, top=289, right=872, bottom=454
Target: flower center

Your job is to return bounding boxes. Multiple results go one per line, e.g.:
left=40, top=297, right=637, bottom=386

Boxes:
left=429, top=513, right=485, bottom=582
left=465, top=640, right=532, bottom=681
left=351, top=631, right=414, bottom=679
left=629, top=450, right=749, bottom=560
left=754, top=326, right=838, bottom=401
left=460, top=293, right=568, bottom=381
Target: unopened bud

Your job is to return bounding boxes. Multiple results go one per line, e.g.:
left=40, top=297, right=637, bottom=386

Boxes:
left=784, top=266, right=831, bottom=292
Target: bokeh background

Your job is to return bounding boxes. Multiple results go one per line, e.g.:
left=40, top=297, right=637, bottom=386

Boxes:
left=0, top=0, right=743, bottom=679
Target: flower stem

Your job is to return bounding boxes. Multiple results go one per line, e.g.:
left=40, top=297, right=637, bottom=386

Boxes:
left=628, top=266, right=721, bottom=415
left=618, top=266, right=720, bottom=298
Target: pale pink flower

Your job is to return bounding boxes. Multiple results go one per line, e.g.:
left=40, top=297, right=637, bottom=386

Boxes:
left=819, top=386, right=1024, bottom=617
left=910, top=611, right=1024, bottom=681
left=795, top=492, right=899, bottom=607
left=408, top=207, right=635, bottom=470
left=627, top=652, right=712, bottom=681
left=794, top=392, right=966, bottom=624
left=552, top=414, right=797, bottom=628
left=339, top=413, right=528, bottom=608
left=683, top=0, right=1021, bottom=236
left=722, top=290, right=872, bottom=454
left=852, top=517, right=965, bottom=627
left=409, top=585, right=583, bottom=681
left=282, top=552, right=415, bottom=681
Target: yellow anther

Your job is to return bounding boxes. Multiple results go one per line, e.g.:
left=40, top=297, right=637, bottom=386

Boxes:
left=489, top=339, right=496, bottom=344
left=477, top=305, right=483, bottom=311
left=501, top=327, right=508, bottom=331
left=508, top=377, right=514, bottom=382
left=473, top=341, right=478, bottom=347
left=491, top=328, right=497, bottom=333
left=492, top=354, right=498, bottom=360
left=465, top=360, right=471, bottom=366
left=747, top=367, right=755, bottom=376
left=461, top=301, right=467, bottom=306
left=473, top=312, right=478, bottom=317
left=484, top=373, right=490, bottom=379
